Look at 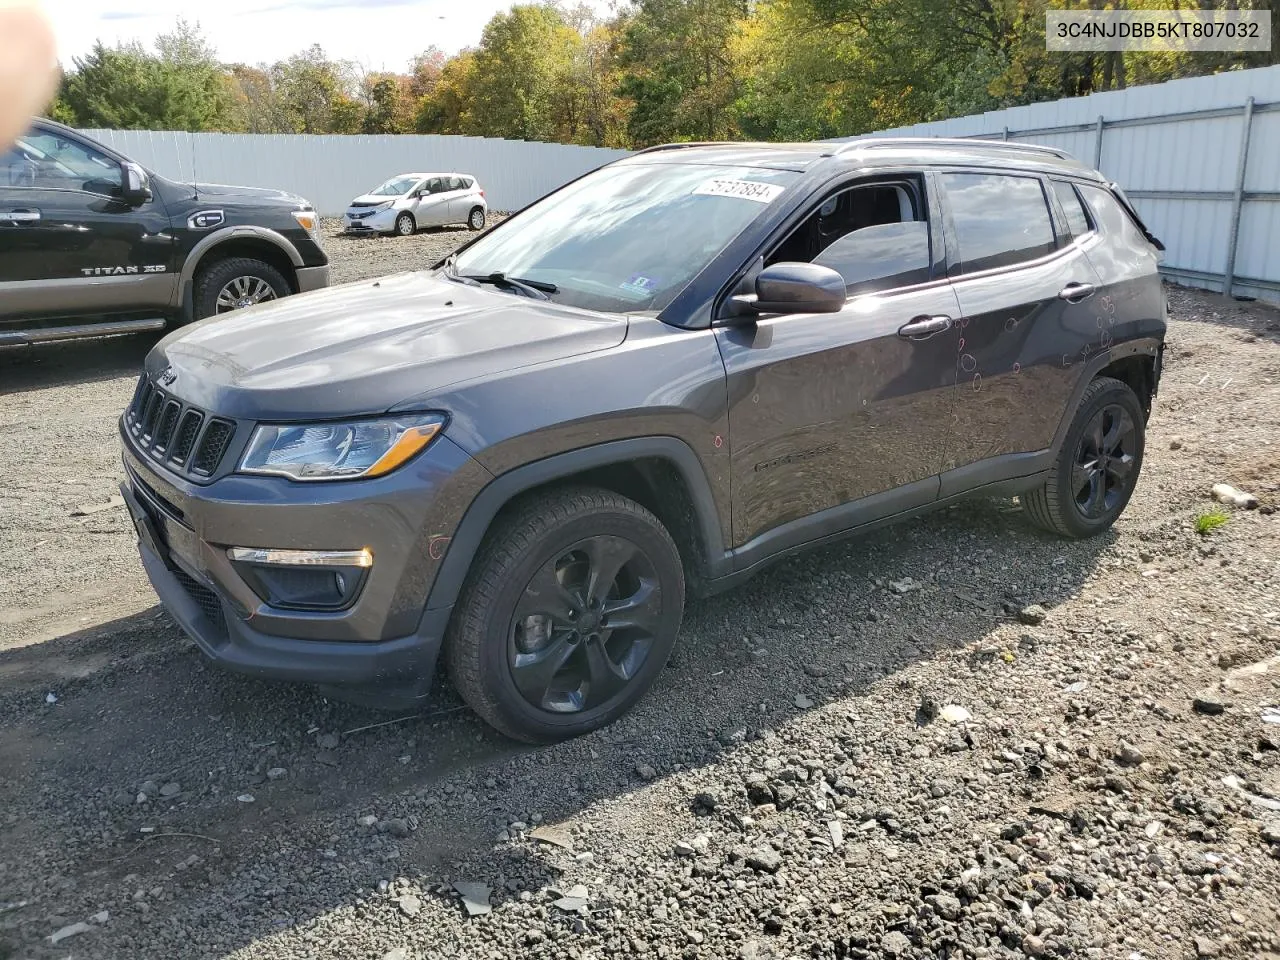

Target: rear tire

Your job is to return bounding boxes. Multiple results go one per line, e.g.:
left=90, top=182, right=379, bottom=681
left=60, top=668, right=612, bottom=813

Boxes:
left=444, top=486, right=685, bottom=743
left=467, top=206, right=486, bottom=230
left=1024, top=376, right=1145, bottom=538
left=193, top=257, right=291, bottom=321
left=394, top=212, right=416, bottom=236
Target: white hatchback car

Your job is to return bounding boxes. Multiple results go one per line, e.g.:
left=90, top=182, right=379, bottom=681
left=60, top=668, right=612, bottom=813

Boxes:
left=343, top=173, right=488, bottom=236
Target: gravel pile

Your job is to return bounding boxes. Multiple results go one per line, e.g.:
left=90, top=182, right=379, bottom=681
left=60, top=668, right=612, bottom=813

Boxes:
left=1, top=275, right=1277, bottom=959
left=321, top=216, right=507, bottom=286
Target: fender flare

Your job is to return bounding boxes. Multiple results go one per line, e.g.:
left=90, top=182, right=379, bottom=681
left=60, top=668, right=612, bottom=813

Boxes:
left=1048, top=336, right=1163, bottom=455
left=422, top=437, right=730, bottom=613
left=179, top=226, right=304, bottom=299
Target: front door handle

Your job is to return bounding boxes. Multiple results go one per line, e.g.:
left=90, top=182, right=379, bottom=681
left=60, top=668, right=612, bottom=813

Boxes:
left=897, top=315, right=953, bottom=340
left=1059, top=281, right=1095, bottom=303
left=1, top=208, right=40, bottom=222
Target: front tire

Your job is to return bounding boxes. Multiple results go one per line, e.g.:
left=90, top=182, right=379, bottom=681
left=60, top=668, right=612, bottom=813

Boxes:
left=193, top=257, right=291, bottom=321
left=394, top=212, right=416, bottom=236
left=467, top=206, right=486, bottom=230
left=1024, top=376, right=1146, bottom=538
left=444, top=487, right=685, bottom=744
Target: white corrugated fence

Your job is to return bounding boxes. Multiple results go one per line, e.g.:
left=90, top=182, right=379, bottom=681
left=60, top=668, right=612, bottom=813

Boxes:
left=835, top=64, right=1280, bottom=304
left=81, top=64, right=1280, bottom=304
left=78, top=129, right=632, bottom=218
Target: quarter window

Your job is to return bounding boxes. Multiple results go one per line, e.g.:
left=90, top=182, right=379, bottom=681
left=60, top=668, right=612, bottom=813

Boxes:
left=767, top=179, right=932, bottom=296
left=941, top=173, right=1055, bottom=275
left=1078, top=184, right=1150, bottom=248
left=1052, top=180, right=1092, bottom=238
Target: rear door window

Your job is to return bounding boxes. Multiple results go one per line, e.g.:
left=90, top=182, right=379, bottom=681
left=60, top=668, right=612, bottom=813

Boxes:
left=941, top=172, right=1056, bottom=275
left=1051, top=180, right=1092, bottom=238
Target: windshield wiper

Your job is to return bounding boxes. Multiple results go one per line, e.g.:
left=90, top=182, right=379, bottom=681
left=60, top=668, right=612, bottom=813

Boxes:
left=461, top=272, right=558, bottom=299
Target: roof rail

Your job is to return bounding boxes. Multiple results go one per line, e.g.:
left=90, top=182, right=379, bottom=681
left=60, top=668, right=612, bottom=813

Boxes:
left=836, top=136, right=1077, bottom=161
left=632, top=141, right=733, bottom=155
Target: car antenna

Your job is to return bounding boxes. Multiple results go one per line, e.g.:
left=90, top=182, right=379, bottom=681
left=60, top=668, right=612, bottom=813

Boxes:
left=189, top=132, right=200, bottom=200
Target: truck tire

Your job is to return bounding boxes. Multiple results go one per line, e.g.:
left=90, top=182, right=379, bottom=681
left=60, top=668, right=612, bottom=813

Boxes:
left=1023, top=376, right=1146, bottom=538
left=444, top=486, right=685, bottom=743
left=193, top=257, right=291, bottom=321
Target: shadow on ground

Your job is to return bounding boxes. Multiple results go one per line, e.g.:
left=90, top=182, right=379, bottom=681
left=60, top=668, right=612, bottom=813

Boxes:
left=0, top=494, right=1114, bottom=958
left=0, top=330, right=162, bottom=394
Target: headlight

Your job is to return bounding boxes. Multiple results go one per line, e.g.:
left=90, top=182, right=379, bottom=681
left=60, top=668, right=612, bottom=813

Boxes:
left=239, top=414, right=446, bottom=481
left=376, top=200, right=395, bottom=210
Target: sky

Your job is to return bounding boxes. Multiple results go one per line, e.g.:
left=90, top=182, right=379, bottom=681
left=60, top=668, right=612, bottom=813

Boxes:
left=44, top=0, right=616, bottom=74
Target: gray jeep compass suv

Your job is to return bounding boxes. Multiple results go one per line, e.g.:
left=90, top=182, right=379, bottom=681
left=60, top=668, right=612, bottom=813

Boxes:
left=119, top=138, right=1166, bottom=743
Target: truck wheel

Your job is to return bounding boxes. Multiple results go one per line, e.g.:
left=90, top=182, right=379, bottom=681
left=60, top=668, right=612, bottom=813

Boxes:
left=194, top=257, right=291, bottom=320
left=394, top=212, right=416, bottom=236
left=1023, top=376, right=1145, bottom=538
left=444, top=486, right=685, bottom=744
left=467, top=206, right=486, bottom=230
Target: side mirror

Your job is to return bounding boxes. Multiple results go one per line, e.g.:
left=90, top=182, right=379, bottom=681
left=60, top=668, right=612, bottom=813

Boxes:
left=726, top=262, right=846, bottom=319
left=122, top=162, right=152, bottom=205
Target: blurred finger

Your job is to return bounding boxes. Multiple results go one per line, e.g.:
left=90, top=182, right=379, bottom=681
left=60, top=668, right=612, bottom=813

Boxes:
left=0, top=1, right=59, bottom=148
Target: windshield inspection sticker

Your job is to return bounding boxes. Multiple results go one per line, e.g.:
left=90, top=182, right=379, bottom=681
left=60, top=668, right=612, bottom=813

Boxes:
left=693, top=178, right=785, bottom=203
left=620, top=274, right=659, bottom=295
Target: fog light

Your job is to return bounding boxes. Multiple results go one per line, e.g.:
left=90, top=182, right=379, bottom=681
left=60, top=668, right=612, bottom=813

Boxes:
left=227, top=547, right=372, bottom=610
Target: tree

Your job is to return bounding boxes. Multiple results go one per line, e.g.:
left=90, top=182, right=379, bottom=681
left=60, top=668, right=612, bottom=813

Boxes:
left=415, top=49, right=478, bottom=134
left=464, top=4, right=586, bottom=142
left=615, top=0, right=746, bottom=145
left=360, top=73, right=414, bottom=133
left=269, top=45, right=361, bottom=134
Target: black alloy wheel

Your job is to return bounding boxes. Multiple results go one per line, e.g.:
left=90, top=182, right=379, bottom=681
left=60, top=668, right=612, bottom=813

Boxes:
left=1071, top=402, right=1137, bottom=519
left=1023, top=376, right=1146, bottom=538
left=444, top=486, right=685, bottom=743
left=509, top=535, right=660, bottom=714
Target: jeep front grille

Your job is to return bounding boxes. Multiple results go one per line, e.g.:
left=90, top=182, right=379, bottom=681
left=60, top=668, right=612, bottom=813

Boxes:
left=126, top=376, right=237, bottom=479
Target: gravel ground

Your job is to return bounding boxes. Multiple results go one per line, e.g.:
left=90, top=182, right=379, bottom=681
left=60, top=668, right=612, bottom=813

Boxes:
left=1, top=255, right=1278, bottom=960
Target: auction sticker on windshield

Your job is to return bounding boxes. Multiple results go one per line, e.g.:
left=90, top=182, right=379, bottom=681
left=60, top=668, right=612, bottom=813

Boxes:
left=693, top=178, right=786, bottom=203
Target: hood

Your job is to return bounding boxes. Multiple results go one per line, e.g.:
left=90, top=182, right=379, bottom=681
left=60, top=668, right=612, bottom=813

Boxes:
left=348, top=194, right=402, bottom=207
left=147, top=271, right=628, bottom=421
left=185, top=181, right=309, bottom=207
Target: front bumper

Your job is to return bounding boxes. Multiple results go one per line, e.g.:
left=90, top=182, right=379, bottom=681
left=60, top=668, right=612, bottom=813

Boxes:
left=295, top=263, right=330, bottom=293
left=119, top=422, right=489, bottom=698
left=128, top=500, right=448, bottom=694
left=343, top=208, right=397, bottom=233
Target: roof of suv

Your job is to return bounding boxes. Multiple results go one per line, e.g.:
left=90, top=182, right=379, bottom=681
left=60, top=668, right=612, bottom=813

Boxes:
left=621, top=138, right=1103, bottom=180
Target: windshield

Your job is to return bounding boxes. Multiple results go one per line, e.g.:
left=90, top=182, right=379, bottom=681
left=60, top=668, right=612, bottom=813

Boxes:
left=451, top=161, right=799, bottom=313
left=370, top=175, right=420, bottom=196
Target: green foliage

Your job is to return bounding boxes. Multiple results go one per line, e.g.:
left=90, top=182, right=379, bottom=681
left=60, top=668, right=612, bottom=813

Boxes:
left=616, top=0, right=745, bottom=143
left=59, top=19, right=234, bottom=132
left=1194, top=509, right=1230, bottom=536
left=47, top=3, right=1278, bottom=145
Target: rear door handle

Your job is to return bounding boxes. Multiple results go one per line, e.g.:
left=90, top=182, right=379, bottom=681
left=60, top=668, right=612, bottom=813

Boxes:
left=1, top=208, right=40, bottom=222
left=1059, top=281, right=1095, bottom=303
left=897, top=315, right=953, bottom=340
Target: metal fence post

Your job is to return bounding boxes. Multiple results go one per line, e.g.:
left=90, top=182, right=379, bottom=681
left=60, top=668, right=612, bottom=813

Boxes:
left=1002, top=126, right=1009, bottom=141
left=1223, top=96, right=1255, bottom=300
left=1093, top=115, right=1104, bottom=169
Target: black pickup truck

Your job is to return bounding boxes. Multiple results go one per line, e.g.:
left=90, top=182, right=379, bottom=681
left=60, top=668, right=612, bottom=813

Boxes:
left=0, top=118, right=329, bottom=346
